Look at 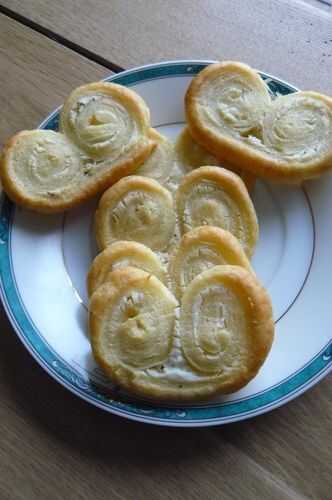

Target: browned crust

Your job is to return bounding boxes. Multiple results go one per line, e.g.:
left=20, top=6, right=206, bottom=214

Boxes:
left=0, top=130, right=156, bottom=214
left=185, top=61, right=332, bottom=183
left=212, top=265, right=274, bottom=390
left=147, top=127, right=168, bottom=143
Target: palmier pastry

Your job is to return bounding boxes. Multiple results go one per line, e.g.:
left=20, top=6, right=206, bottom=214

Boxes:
left=169, top=226, right=252, bottom=298
left=1, top=83, right=155, bottom=212
left=60, top=82, right=153, bottom=161
left=1, top=130, right=83, bottom=213
left=89, top=267, right=179, bottom=398
left=260, top=91, right=332, bottom=180
left=89, top=265, right=273, bottom=400
left=95, top=176, right=176, bottom=251
left=87, top=240, right=166, bottom=296
left=186, top=61, right=332, bottom=182
left=176, top=166, right=258, bottom=257
left=178, top=265, right=274, bottom=398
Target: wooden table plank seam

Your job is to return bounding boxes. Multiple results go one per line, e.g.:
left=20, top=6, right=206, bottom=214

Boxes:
left=0, top=4, right=125, bottom=73
left=2, top=0, right=331, bottom=93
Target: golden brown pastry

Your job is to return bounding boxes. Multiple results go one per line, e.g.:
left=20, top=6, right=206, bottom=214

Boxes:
left=261, top=92, right=332, bottom=180
left=135, top=129, right=174, bottom=184
left=169, top=226, right=252, bottom=298
left=1, top=82, right=155, bottom=213
left=186, top=61, right=332, bottom=182
left=89, top=265, right=273, bottom=401
left=89, top=267, right=178, bottom=396
left=0, top=131, right=83, bottom=213
left=176, top=166, right=258, bottom=257
left=87, top=240, right=166, bottom=296
left=175, top=127, right=255, bottom=191
left=60, top=82, right=152, bottom=160
left=95, top=175, right=176, bottom=251
left=179, top=265, right=274, bottom=397
left=135, top=128, right=188, bottom=194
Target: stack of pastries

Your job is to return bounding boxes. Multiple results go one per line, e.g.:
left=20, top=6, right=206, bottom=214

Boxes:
left=2, top=61, right=332, bottom=401
left=89, top=166, right=273, bottom=400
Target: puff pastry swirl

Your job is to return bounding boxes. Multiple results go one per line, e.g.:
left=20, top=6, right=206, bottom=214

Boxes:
left=60, top=82, right=152, bottom=160
left=89, top=265, right=273, bottom=400
left=87, top=240, right=165, bottom=296
left=176, top=166, right=258, bottom=257
left=1, top=83, right=155, bottom=212
left=89, top=267, right=178, bottom=392
left=169, top=226, right=252, bottom=299
left=95, top=175, right=176, bottom=251
left=179, top=265, right=274, bottom=395
left=1, top=131, right=82, bottom=213
left=186, top=61, right=332, bottom=182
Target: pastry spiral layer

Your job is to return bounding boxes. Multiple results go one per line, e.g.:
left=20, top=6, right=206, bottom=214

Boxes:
left=176, top=166, right=258, bottom=257
left=186, top=61, right=332, bottom=182
left=60, top=82, right=151, bottom=160
left=89, top=267, right=178, bottom=381
left=95, top=176, right=176, bottom=251
left=169, top=226, right=252, bottom=298
left=0, top=130, right=82, bottom=212
left=179, top=265, right=274, bottom=393
left=1, top=83, right=156, bottom=212
left=87, top=240, right=166, bottom=296
left=89, top=265, right=273, bottom=400
left=262, top=92, right=332, bottom=163
left=186, top=61, right=270, bottom=139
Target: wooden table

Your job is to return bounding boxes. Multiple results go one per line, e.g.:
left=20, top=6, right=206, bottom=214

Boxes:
left=0, top=1, right=331, bottom=499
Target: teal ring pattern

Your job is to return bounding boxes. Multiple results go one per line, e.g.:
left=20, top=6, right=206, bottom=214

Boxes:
left=0, top=61, right=331, bottom=426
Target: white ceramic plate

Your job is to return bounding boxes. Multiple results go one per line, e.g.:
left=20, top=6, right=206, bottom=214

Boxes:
left=0, top=61, right=331, bottom=427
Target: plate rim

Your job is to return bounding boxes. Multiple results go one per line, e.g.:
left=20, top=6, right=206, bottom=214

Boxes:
left=1, top=59, right=331, bottom=427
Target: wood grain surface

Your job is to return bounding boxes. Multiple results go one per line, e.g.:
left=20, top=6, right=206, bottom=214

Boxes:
left=0, top=14, right=108, bottom=145
left=0, top=3, right=331, bottom=500
left=1, top=0, right=332, bottom=92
